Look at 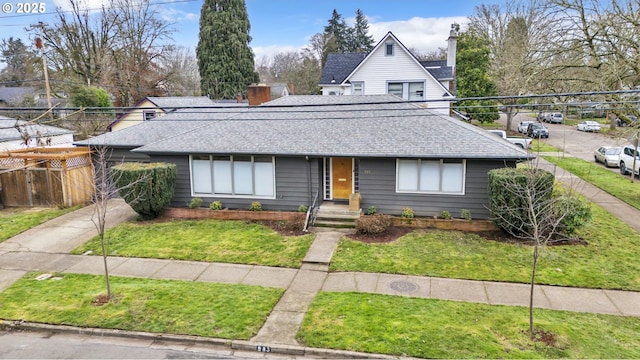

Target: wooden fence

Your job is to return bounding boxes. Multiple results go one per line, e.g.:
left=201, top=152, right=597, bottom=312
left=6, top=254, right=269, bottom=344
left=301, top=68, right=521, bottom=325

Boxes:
left=0, top=147, right=94, bottom=207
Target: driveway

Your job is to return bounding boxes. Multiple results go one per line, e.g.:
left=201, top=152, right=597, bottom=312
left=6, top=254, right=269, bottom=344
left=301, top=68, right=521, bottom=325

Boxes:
left=503, top=113, right=636, bottom=164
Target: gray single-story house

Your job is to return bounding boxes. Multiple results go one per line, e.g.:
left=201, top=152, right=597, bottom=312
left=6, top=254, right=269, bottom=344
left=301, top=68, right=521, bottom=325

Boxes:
left=76, top=95, right=530, bottom=219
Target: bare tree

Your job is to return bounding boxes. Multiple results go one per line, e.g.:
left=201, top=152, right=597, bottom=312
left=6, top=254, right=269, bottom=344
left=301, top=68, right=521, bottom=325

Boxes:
left=488, top=165, right=591, bottom=337
left=157, top=46, right=201, bottom=96
left=90, top=145, right=148, bottom=300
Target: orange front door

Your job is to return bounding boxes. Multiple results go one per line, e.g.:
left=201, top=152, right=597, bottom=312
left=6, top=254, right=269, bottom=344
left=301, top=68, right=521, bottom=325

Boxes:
left=332, top=158, right=353, bottom=199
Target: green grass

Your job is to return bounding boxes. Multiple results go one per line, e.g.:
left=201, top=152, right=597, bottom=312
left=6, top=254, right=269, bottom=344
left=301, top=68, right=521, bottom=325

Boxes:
left=0, top=206, right=80, bottom=242
left=331, top=204, right=640, bottom=290
left=0, top=272, right=282, bottom=339
left=543, top=156, right=640, bottom=210
left=298, top=292, right=640, bottom=359
left=72, top=219, right=315, bottom=268
left=531, top=140, right=561, bottom=153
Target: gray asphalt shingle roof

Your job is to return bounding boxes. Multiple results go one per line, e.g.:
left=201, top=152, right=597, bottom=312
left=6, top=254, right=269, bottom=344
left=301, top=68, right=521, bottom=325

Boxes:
left=319, top=53, right=367, bottom=85
left=0, top=116, right=73, bottom=142
left=78, top=95, right=528, bottom=160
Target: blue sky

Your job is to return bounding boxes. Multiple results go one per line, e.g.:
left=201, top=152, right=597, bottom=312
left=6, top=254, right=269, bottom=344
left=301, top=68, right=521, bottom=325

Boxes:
left=0, top=0, right=495, bottom=61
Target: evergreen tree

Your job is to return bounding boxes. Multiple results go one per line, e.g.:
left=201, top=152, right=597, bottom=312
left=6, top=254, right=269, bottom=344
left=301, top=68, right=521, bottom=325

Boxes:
left=455, top=29, right=499, bottom=123
left=197, top=0, right=259, bottom=99
left=352, top=9, right=375, bottom=52
left=0, top=37, right=40, bottom=86
left=324, top=9, right=352, bottom=53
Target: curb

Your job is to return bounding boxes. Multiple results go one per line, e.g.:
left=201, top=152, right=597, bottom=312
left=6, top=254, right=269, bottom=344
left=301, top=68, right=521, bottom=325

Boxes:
left=0, top=320, right=401, bottom=359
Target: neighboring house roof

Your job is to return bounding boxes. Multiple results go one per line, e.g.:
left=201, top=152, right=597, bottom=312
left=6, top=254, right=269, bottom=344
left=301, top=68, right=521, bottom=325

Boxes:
left=0, top=87, right=38, bottom=105
left=420, top=59, right=454, bottom=81
left=77, top=95, right=529, bottom=161
left=319, top=53, right=367, bottom=85
left=108, top=96, right=220, bottom=131
left=319, top=33, right=453, bottom=85
left=0, top=116, right=74, bottom=142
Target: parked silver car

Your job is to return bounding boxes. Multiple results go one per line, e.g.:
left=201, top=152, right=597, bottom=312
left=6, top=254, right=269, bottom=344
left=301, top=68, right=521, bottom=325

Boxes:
left=548, top=113, right=564, bottom=124
left=577, top=121, right=601, bottom=132
left=594, top=146, right=621, bottom=167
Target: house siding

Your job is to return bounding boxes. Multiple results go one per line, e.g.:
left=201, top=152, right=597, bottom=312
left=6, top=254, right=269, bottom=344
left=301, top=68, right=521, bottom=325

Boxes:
left=357, top=158, right=515, bottom=219
left=148, top=154, right=322, bottom=211
left=347, top=38, right=449, bottom=114
left=107, top=148, right=150, bottom=163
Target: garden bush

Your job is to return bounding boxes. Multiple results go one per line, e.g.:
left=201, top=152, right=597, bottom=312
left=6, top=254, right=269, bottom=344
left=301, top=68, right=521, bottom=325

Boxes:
left=209, top=200, right=223, bottom=210
left=355, top=214, right=391, bottom=235
left=111, top=162, right=176, bottom=220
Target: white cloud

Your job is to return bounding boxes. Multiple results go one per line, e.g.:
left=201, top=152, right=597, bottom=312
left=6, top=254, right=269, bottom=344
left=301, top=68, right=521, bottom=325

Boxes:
left=369, top=16, right=469, bottom=53
left=253, top=45, right=303, bottom=61
left=51, top=0, right=110, bottom=12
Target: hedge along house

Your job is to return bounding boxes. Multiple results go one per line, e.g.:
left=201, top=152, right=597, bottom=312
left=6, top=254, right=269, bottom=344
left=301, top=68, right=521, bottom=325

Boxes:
left=76, top=95, right=531, bottom=219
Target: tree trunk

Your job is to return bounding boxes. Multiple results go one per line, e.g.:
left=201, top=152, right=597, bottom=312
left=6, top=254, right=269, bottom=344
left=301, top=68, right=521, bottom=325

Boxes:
left=529, top=244, right=539, bottom=337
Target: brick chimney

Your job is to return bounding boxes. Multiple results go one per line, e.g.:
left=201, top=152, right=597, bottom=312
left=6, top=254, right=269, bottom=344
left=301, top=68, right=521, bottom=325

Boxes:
left=247, top=85, right=271, bottom=106
left=236, top=93, right=243, bottom=103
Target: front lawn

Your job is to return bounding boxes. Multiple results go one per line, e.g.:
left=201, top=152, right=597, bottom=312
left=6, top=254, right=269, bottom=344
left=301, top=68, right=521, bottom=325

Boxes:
left=331, top=204, right=640, bottom=290
left=298, top=292, right=640, bottom=359
left=0, top=272, right=282, bottom=339
left=72, top=219, right=315, bottom=268
left=0, top=206, right=79, bottom=242
left=543, top=156, right=640, bottom=210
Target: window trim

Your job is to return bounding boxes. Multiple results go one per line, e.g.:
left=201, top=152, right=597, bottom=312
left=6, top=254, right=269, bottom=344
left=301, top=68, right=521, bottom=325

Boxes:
left=395, top=159, right=466, bottom=195
left=189, top=155, right=276, bottom=199
left=351, top=81, right=364, bottom=95
left=385, top=43, right=394, bottom=56
left=386, top=81, right=426, bottom=100
left=143, top=110, right=156, bottom=121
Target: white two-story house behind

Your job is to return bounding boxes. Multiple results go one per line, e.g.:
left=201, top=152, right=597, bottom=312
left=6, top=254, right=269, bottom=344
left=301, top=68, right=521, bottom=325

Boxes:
left=319, top=26, right=458, bottom=115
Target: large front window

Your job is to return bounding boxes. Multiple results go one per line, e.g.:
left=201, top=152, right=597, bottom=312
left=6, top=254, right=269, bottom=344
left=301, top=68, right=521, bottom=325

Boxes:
left=387, top=82, right=425, bottom=100
left=191, top=155, right=275, bottom=198
left=396, top=159, right=465, bottom=194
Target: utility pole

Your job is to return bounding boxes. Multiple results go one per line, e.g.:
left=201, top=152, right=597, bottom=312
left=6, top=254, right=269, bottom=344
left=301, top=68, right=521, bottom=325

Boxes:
left=30, top=22, right=53, bottom=120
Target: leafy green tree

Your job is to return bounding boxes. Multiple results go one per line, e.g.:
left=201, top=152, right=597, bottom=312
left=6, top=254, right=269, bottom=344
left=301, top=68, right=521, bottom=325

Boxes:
left=0, top=37, right=40, bottom=86
left=351, top=9, right=375, bottom=52
left=70, top=85, right=113, bottom=109
left=455, top=30, right=499, bottom=123
left=197, top=0, right=259, bottom=99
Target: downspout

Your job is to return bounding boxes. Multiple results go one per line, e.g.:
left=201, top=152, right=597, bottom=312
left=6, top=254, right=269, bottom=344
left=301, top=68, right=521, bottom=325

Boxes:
left=306, top=156, right=312, bottom=206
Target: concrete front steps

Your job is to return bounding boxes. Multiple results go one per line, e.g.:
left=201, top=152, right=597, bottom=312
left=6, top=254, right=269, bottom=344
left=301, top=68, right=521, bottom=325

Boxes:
left=312, top=202, right=361, bottom=228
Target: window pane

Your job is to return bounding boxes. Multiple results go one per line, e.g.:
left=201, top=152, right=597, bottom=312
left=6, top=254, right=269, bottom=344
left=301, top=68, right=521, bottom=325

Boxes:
left=254, top=161, right=274, bottom=196
left=213, top=160, right=232, bottom=194
left=398, top=160, right=418, bottom=191
left=352, top=83, right=363, bottom=95
left=442, top=162, right=464, bottom=193
left=192, top=159, right=212, bottom=193
left=409, top=82, right=424, bottom=100
left=386, top=43, right=393, bottom=55
left=419, top=161, right=440, bottom=191
left=233, top=160, right=253, bottom=194
left=388, top=83, right=403, bottom=97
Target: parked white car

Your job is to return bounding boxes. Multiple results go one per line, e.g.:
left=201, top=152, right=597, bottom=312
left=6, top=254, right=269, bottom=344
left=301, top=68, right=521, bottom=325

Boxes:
left=594, top=146, right=621, bottom=167
left=517, top=121, right=535, bottom=134
left=577, top=121, right=601, bottom=132
left=619, top=145, right=640, bottom=177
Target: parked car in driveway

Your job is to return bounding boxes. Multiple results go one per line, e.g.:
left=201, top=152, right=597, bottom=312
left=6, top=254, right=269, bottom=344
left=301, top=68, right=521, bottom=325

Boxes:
left=619, top=145, right=640, bottom=176
left=527, top=123, right=549, bottom=138
left=594, top=146, right=621, bottom=167
left=577, top=120, right=601, bottom=132
left=548, top=113, right=564, bottom=124
left=518, top=121, right=535, bottom=133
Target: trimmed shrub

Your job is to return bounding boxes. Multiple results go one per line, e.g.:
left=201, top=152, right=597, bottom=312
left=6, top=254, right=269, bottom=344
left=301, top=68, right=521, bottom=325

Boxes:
left=366, top=206, right=377, bottom=215
left=460, top=209, right=472, bottom=220
left=555, top=195, right=592, bottom=236
left=355, top=214, right=391, bottom=235
left=209, top=200, right=223, bottom=210
left=111, top=162, right=176, bottom=220
left=188, top=197, right=203, bottom=209
left=298, top=204, right=308, bottom=213
left=440, top=210, right=452, bottom=219
left=488, top=167, right=554, bottom=236
left=401, top=207, right=414, bottom=219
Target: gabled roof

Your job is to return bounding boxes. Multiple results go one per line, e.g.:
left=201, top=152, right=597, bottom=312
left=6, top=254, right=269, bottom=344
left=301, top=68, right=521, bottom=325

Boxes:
left=78, top=95, right=529, bottom=161
left=319, top=32, right=453, bottom=85
left=0, top=87, right=38, bottom=104
left=0, top=116, right=73, bottom=142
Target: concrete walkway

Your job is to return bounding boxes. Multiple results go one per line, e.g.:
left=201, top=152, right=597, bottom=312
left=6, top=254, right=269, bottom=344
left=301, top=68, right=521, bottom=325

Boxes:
left=1, top=197, right=640, bottom=356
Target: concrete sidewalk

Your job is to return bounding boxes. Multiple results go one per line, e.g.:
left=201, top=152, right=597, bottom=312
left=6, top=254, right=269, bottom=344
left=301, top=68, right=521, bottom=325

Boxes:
left=1, top=198, right=640, bottom=357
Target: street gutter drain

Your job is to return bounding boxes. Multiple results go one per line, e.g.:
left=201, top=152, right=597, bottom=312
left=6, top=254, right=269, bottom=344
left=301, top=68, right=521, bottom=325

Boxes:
left=389, top=280, right=418, bottom=293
